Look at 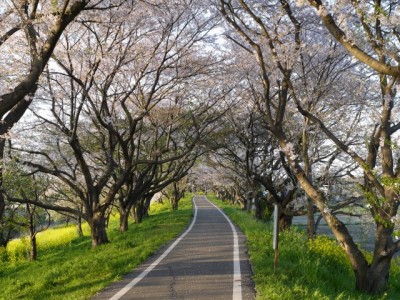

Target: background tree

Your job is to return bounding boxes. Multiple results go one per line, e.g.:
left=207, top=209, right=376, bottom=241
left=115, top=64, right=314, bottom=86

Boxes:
left=161, top=177, right=188, bottom=211
left=3, top=161, right=51, bottom=260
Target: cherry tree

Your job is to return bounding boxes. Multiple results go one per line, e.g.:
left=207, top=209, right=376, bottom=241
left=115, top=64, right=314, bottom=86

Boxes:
left=305, top=0, right=400, bottom=77
left=116, top=100, right=221, bottom=229
left=218, top=0, right=399, bottom=293
left=300, top=0, right=400, bottom=292
left=3, top=160, right=52, bottom=260
left=7, top=0, right=222, bottom=245
left=0, top=0, right=123, bottom=229
left=161, top=177, right=188, bottom=210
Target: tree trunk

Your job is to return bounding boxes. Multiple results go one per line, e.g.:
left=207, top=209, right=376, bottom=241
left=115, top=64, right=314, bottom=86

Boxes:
left=247, top=191, right=254, bottom=212
left=291, top=153, right=394, bottom=294
left=0, top=235, right=6, bottom=248
left=142, top=195, right=152, bottom=217
left=255, top=194, right=262, bottom=220
left=302, top=125, right=315, bottom=240
left=30, top=234, right=37, bottom=261
left=77, top=216, right=83, bottom=237
left=306, top=197, right=315, bottom=239
left=133, top=202, right=144, bottom=224
left=27, top=205, right=37, bottom=261
left=0, top=138, right=5, bottom=223
left=170, top=197, right=179, bottom=210
left=90, top=212, right=109, bottom=247
left=278, top=212, right=292, bottom=230
left=353, top=224, right=396, bottom=293
left=355, top=259, right=391, bottom=294
left=119, top=207, right=129, bottom=232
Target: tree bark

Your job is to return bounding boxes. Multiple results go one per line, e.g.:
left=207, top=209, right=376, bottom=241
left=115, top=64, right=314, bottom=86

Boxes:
left=353, top=224, right=397, bottom=293
left=27, top=204, right=37, bottom=261
left=278, top=211, right=292, bottom=230
left=28, top=211, right=37, bottom=261
left=301, top=126, right=315, bottom=239
left=119, top=207, right=130, bottom=233
left=77, top=216, right=83, bottom=237
left=306, top=197, right=315, bottom=239
left=0, top=136, right=6, bottom=222
left=289, top=153, right=395, bottom=293
left=0, top=234, right=6, bottom=248
left=355, top=259, right=391, bottom=294
left=143, top=195, right=152, bottom=217
left=29, top=234, right=37, bottom=261
left=170, top=197, right=179, bottom=210
left=133, top=203, right=144, bottom=224
left=254, top=194, right=263, bottom=220
left=307, top=0, right=400, bottom=77
left=90, top=212, right=109, bottom=247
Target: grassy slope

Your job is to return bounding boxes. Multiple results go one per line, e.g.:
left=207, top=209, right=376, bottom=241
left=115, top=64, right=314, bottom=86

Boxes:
left=0, top=197, right=193, bottom=300
left=208, top=195, right=400, bottom=300
left=2, top=194, right=399, bottom=300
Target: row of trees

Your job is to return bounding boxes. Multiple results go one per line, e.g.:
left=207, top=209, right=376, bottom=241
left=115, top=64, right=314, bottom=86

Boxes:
left=0, top=0, right=399, bottom=295
left=0, top=1, right=226, bottom=249
left=205, top=0, right=399, bottom=294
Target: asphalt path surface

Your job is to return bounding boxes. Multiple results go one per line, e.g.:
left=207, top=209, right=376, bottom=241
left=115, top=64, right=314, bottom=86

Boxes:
left=92, top=195, right=255, bottom=300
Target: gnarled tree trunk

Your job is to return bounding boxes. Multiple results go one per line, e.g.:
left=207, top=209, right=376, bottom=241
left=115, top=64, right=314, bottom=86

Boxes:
left=90, top=212, right=109, bottom=247
left=278, top=212, right=292, bottom=230
left=170, top=197, right=179, bottom=210
left=132, top=201, right=144, bottom=224
left=355, top=260, right=392, bottom=294
left=353, top=224, right=396, bottom=293
left=119, top=201, right=135, bottom=233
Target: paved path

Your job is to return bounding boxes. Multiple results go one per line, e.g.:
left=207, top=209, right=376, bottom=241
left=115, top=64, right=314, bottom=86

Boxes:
left=92, top=195, right=255, bottom=300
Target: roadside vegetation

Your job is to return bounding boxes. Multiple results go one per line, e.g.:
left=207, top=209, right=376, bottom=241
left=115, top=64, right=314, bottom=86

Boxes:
left=208, top=195, right=400, bottom=300
left=0, top=196, right=192, bottom=300
left=1, top=1, right=400, bottom=295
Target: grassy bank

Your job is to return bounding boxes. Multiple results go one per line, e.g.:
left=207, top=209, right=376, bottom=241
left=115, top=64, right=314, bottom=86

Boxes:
left=208, top=195, right=400, bottom=300
left=0, top=196, right=193, bottom=300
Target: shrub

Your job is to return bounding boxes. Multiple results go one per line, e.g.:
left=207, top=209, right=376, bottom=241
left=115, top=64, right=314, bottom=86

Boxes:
left=6, top=236, right=30, bottom=263
left=0, top=246, right=7, bottom=262
left=308, top=235, right=350, bottom=268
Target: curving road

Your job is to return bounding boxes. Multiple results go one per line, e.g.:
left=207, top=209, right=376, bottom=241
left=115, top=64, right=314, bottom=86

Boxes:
left=92, top=195, right=255, bottom=300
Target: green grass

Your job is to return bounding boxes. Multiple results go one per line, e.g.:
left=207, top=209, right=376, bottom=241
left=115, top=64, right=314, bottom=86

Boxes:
left=207, top=195, right=400, bottom=300
left=0, top=196, right=193, bottom=300
left=2, top=194, right=399, bottom=300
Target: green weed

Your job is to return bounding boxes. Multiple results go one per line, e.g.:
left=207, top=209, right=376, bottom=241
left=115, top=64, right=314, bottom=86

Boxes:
left=0, top=196, right=193, bottom=300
